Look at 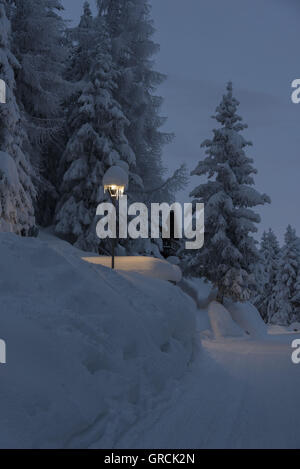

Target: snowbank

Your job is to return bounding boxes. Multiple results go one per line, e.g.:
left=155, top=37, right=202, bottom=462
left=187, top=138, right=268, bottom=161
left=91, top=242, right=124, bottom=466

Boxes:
left=103, top=165, right=128, bottom=188
left=0, top=233, right=196, bottom=448
left=82, top=256, right=182, bottom=283
left=208, top=301, right=245, bottom=339
left=268, top=325, right=290, bottom=335
left=179, top=277, right=214, bottom=309
left=225, top=301, right=267, bottom=338
left=288, top=322, right=300, bottom=332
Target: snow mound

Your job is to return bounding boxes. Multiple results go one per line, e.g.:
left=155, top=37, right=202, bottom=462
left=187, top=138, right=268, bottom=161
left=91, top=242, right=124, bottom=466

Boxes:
left=0, top=233, right=196, bottom=448
left=268, top=325, right=290, bottom=335
left=180, top=277, right=214, bottom=309
left=102, top=165, right=129, bottom=188
left=208, top=301, right=245, bottom=339
left=288, top=322, right=300, bottom=332
left=225, top=301, right=267, bottom=338
left=167, top=256, right=180, bottom=266
left=82, top=256, right=182, bottom=283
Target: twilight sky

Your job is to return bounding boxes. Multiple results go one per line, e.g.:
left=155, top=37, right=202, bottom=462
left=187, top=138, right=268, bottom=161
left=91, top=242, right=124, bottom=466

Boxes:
left=63, top=0, right=300, bottom=243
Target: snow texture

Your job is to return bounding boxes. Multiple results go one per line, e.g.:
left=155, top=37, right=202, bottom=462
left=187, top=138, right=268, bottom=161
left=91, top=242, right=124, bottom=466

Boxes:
left=208, top=301, right=245, bottom=339
left=0, top=151, right=19, bottom=188
left=102, top=165, right=129, bottom=189
left=225, top=300, right=267, bottom=338
left=0, top=231, right=196, bottom=448
left=82, top=256, right=182, bottom=283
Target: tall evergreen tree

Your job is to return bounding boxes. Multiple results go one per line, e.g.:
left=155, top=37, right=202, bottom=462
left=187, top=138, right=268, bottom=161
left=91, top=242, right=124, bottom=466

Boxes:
left=255, top=229, right=280, bottom=321
left=11, top=0, right=67, bottom=225
left=97, top=0, right=179, bottom=204
left=270, top=225, right=300, bottom=325
left=55, top=7, right=141, bottom=252
left=291, top=267, right=300, bottom=323
left=189, top=82, right=270, bottom=303
left=0, top=0, right=36, bottom=235
left=65, top=1, right=95, bottom=84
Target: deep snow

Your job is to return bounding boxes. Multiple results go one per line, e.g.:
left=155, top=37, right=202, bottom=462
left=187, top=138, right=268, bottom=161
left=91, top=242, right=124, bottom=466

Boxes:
left=0, top=232, right=196, bottom=448
left=115, top=335, right=300, bottom=449
left=1, top=231, right=299, bottom=449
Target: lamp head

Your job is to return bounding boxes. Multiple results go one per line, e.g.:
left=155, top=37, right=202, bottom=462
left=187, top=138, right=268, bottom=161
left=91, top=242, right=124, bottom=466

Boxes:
left=102, top=165, right=129, bottom=200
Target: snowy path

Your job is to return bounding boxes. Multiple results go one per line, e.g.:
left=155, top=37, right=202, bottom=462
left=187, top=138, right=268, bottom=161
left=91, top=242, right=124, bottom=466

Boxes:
left=115, top=335, right=300, bottom=449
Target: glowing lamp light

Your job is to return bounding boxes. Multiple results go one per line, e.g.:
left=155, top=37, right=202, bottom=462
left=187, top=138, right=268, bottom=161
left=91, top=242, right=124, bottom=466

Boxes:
left=103, top=184, right=125, bottom=199
left=103, top=165, right=129, bottom=200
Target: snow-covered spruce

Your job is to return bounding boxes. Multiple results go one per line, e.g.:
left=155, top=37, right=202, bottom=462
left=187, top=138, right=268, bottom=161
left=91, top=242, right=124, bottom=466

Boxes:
left=0, top=1, right=36, bottom=235
left=269, top=225, right=300, bottom=325
left=98, top=0, right=173, bottom=201
left=255, top=229, right=280, bottom=322
left=11, top=0, right=67, bottom=226
left=55, top=10, right=142, bottom=252
left=291, top=268, right=300, bottom=323
left=97, top=0, right=188, bottom=256
left=189, top=82, right=270, bottom=303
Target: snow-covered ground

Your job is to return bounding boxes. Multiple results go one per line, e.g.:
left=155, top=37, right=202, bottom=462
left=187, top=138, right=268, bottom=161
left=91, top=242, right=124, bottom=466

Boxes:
left=82, top=255, right=182, bottom=282
left=115, top=335, right=300, bottom=449
left=0, top=231, right=299, bottom=448
left=0, top=231, right=196, bottom=448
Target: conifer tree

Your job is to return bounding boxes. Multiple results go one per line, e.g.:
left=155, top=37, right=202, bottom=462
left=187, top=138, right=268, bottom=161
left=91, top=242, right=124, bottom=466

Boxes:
left=0, top=1, right=36, bottom=235
left=291, top=270, right=300, bottom=323
left=189, top=82, right=270, bottom=303
left=255, top=229, right=280, bottom=321
left=55, top=7, right=140, bottom=252
left=11, top=0, right=67, bottom=225
left=270, top=225, right=300, bottom=325
left=97, top=0, right=181, bottom=204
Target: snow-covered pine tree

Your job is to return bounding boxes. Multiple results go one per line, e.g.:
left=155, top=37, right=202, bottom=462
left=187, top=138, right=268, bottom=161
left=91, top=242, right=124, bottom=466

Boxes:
left=291, top=270, right=300, bottom=323
left=0, top=0, right=36, bottom=235
left=55, top=8, right=141, bottom=252
left=95, top=0, right=188, bottom=257
left=11, top=0, right=67, bottom=226
left=269, top=225, right=300, bottom=325
left=189, top=82, right=270, bottom=304
left=97, top=0, right=182, bottom=204
left=65, top=1, right=96, bottom=84
left=255, top=229, right=280, bottom=322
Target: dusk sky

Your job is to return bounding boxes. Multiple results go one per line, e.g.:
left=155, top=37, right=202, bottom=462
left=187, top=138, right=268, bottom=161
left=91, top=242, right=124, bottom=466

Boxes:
left=63, top=0, right=300, bottom=242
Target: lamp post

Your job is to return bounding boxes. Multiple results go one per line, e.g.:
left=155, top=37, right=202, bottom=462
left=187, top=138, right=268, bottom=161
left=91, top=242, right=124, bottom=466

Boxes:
left=102, top=165, right=129, bottom=269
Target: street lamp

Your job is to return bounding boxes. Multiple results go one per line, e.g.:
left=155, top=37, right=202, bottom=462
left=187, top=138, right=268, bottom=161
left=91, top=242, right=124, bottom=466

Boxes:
left=102, top=165, right=129, bottom=269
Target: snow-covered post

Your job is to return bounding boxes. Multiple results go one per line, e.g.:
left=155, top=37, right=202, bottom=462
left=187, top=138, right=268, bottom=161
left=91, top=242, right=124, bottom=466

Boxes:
left=103, top=165, right=129, bottom=269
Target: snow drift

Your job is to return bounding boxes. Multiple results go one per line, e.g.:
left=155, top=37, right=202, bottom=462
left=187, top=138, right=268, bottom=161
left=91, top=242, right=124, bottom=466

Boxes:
left=225, top=301, right=267, bottom=338
left=208, top=301, right=245, bottom=339
left=0, top=233, right=196, bottom=448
